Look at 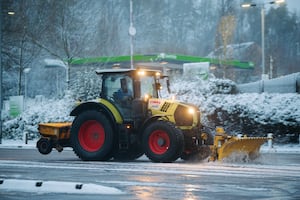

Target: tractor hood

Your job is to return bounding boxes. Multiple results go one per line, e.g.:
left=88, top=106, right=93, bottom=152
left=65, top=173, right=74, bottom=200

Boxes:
left=148, top=98, right=200, bottom=128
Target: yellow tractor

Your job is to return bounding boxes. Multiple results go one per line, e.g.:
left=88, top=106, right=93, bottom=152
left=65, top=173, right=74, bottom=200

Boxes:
left=37, top=68, right=268, bottom=162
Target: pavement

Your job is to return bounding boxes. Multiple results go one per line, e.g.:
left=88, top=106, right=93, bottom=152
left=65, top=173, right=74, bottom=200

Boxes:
left=0, top=139, right=37, bottom=149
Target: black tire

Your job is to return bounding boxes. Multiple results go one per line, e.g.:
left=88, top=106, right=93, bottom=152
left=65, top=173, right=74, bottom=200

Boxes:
left=142, top=121, right=184, bottom=163
left=70, top=110, right=114, bottom=161
left=37, top=138, right=52, bottom=155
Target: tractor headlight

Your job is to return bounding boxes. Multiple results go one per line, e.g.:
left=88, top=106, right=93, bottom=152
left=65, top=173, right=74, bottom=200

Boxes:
left=144, top=94, right=150, bottom=101
left=188, top=107, right=195, bottom=115
left=138, top=70, right=145, bottom=76
left=174, top=105, right=194, bottom=126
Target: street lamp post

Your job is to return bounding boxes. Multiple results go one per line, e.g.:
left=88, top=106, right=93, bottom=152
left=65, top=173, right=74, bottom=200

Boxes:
left=241, top=0, right=285, bottom=80
left=0, top=7, right=2, bottom=144
left=261, top=6, right=266, bottom=79
left=0, top=7, right=17, bottom=144
left=23, top=68, right=31, bottom=108
left=129, top=0, right=136, bottom=69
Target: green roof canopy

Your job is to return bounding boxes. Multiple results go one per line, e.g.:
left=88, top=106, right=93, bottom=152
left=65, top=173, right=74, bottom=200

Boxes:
left=69, top=54, right=254, bottom=69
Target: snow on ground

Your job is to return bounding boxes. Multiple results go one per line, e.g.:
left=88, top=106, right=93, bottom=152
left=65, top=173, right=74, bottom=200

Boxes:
left=0, top=139, right=37, bottom=149
left=2, top=94, right=74, bottom=140
left=0, top=179, right=124, bottom=195
left=260, top=143, right=300, bottom=153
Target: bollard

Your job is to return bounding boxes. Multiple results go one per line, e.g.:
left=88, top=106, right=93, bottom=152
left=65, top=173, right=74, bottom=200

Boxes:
left=267, top=133, right=273, bottom=149
left=23, top=132, right=28, bottom=144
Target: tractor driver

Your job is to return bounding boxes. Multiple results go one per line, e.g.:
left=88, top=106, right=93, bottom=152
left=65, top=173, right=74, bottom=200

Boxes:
left=113, top=77, right=133, bottom=103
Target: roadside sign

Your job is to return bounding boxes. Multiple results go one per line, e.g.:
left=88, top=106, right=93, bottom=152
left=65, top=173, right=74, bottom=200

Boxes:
left=9, top=96, right=23, bottom=117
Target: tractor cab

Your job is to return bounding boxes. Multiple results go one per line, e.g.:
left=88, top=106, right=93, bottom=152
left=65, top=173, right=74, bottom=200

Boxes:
left=97, top=69, right=167, bottom=120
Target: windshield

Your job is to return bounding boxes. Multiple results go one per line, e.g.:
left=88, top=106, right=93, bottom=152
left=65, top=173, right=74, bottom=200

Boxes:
left=140, top=76, right=158, bottom=99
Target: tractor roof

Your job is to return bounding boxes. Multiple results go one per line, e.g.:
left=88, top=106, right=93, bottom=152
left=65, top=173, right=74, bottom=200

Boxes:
left=95, top=68, right=134, bottom=75
left=95, top=68, right=163, bottom=76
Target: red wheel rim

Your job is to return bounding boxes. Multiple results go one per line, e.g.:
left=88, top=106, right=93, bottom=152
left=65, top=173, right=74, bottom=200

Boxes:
left=148, top=130, right=170, bottom=155
left=78, top=120, right=105, bottom=152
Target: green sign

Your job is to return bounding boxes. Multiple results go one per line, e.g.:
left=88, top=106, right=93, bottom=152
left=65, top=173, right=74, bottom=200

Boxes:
left=9, top=96, right=23, bottom=117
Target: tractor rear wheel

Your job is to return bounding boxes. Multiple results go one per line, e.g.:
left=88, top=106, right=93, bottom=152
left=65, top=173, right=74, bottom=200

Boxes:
left=70, top=110, right=114, bottom=161
left=142, top=121, right=184, bottom=163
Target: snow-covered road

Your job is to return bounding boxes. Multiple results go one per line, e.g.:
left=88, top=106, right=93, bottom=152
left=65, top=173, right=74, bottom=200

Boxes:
left=0, top=145, right=299, bottom=200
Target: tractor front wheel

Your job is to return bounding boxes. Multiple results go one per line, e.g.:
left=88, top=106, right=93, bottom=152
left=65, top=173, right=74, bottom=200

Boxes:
left=70, top=111, right=114, bottom=161
left=142, top=121, right=184, bottom=163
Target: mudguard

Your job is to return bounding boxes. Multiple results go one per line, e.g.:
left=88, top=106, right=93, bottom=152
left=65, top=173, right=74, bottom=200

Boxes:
left=70, top=99, right=123, bottom=124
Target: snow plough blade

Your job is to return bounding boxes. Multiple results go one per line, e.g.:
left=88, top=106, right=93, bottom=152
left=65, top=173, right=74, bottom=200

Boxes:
left=209, top=127, right=269, bottom=161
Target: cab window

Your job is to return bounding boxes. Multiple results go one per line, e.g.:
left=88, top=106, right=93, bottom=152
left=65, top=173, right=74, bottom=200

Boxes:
left=102, top=74, right=133, bottom=101
left=140, top=76, right=158, bottom=98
